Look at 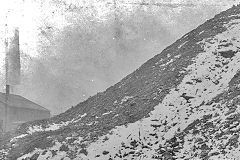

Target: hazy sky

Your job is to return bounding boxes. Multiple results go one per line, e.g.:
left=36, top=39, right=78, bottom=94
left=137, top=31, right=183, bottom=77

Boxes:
left=0, top=0, right=238, bottom=114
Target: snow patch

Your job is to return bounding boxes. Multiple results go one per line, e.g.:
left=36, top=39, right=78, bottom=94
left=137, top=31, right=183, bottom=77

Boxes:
left=102, top=111, right=112, bottom=116
left=27, top=121, right=72, bottom=134
left=120, top=96, right=133, bottom=104
left=10, top=134, right=28, bottom=143
left=160, top=59, right=174, bottom=67
left=178, top=41, right=188, bottom=49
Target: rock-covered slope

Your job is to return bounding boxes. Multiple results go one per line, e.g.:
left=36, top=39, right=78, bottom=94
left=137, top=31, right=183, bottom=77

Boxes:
left=2, top=4, right=240, bottom=160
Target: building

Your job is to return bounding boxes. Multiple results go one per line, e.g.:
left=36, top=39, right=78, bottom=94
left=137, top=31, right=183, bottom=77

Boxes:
left=0, top=92, right=50, bottom=132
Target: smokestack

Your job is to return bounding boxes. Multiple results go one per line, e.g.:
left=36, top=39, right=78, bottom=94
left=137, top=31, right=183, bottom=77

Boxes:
left=6, top=28, right=21, bottom=86
left=4, top=27, right=21, bottom=132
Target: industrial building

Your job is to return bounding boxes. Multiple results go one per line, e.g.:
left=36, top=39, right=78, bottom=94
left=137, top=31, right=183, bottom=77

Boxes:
left=0, top=92, right=50, bottom=132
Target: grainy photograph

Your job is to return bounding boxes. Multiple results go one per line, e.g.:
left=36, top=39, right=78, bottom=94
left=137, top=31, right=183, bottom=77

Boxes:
left=0, top=0, right=240, bottom=159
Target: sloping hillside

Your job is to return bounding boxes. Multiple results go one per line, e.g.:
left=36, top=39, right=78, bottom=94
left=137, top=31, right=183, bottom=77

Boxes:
left=1, top=4, right=240, bottom=160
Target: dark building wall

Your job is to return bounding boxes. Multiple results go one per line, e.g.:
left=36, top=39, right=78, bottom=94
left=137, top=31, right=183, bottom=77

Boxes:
left=0, top=103, right=50, bottom=131
left=7, top=107, right=50, bottom=131
left=8, top=107, right=50, bottom=122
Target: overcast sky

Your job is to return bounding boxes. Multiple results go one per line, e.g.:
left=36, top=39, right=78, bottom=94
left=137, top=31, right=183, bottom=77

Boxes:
left=0, top=0, right=238, bottom=114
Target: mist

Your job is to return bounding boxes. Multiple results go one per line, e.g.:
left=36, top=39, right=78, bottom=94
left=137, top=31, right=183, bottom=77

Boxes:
left=0, top=0, right=236, bottom=115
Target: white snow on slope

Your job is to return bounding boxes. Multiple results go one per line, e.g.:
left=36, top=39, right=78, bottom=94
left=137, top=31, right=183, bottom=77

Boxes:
left=80, top=18, right=240, bottom=160
left=27, top=113, right=87, bottom=134
left=10, top=134, right=28, bottom=143
left=176, top=100, right=240, bottom=159
left=27, top=121, right=71, bottom=134
left=15, top=17, right=240, bottom=160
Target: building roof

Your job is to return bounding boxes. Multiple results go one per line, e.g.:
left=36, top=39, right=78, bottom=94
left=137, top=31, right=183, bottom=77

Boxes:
left=0, top=92, right=49, bottom=112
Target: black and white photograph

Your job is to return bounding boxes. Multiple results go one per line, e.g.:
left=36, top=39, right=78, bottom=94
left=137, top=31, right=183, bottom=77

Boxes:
left=0, top=0, right=240, bottom=159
